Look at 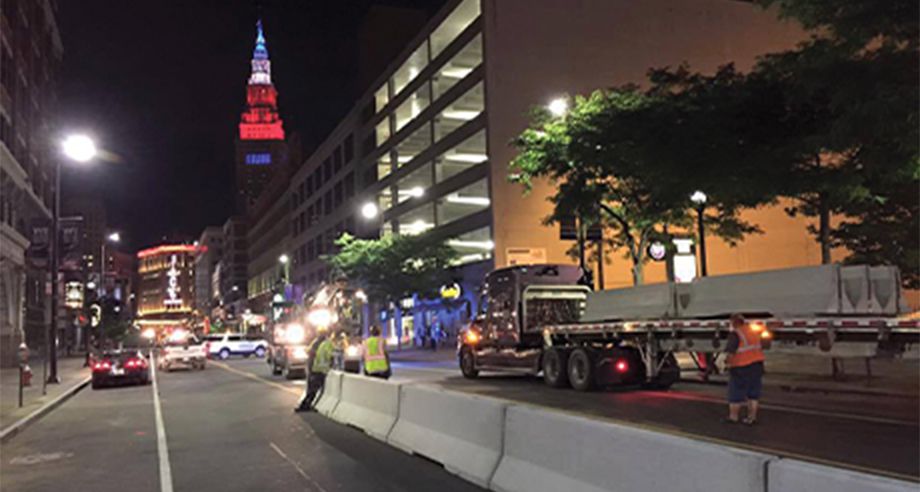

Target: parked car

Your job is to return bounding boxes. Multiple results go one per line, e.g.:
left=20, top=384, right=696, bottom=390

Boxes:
left=158, top=333, right=207, bottom=371
left=92, top=350, right=150, bottom=389
left=203, top=333, right=268, bottom=360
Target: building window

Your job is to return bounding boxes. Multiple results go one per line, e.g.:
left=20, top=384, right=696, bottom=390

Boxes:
left=394, top=83, right=431, bottom=133
left=436, top=177, right=490, bottom=226
left=435, top=129, right=487, bottom=182
left=374, top=83, right=389, bottom=113
left=394, top=123, right=432, bottom=170
left=430, top=0, right=481, bottom=59
left=334, top=146, right=343, bottom=174
left=398, top=203, right=436, bottom=236
left=396, top=163, right=433, bottom=205
left=447, top=226, right=493, bottom=265
left=376, top=118, right=391, bottom=147
left=344, top=134, right=355, bottom=162
left=334, top=181, right=343, bottom=208
left=434, top=81, right=484, bottom=142
left=393, top=43, right=429, bottom=98
left=377, top=151, right=394, bottom=181
left=323, top=158, right=332, bottom=182
left=344, top=172, right=355, bottom=198
left=433, top=34, right=482, bottom=100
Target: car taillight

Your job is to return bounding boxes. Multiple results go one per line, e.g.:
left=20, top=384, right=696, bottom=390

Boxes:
left=615, top=359, right=629, bottom=373
left=93, top=361, right=111, bottom=371
left=126, top=358, right=144, bottom=368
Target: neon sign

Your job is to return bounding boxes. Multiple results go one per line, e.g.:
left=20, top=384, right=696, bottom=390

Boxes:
left=245, top=153, right=272, bottom=165
left=164, top=255, right=182, bottom=306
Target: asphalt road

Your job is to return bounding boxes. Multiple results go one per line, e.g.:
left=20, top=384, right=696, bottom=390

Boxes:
left=385, top=352, right=920, bottom=480
left=0, top=357, right=485, bottom=492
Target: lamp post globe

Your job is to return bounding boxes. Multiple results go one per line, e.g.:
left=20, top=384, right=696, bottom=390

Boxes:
left=547, top=98, right=568, bottom=117
left=61, top=134, right=97, bottom=163
left=361, top=202, right=379, bottom=220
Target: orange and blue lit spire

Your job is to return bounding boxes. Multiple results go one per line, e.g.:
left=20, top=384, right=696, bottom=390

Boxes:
left=240, top=19, right=284, bottom=140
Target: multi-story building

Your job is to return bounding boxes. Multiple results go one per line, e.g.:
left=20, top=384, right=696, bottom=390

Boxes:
left=62, top=192, right=107, bottom=283
left=193, top=226, right=223, bottom=317
left=235, top=20, right=289, bottom=213
left=136, top=244, right=197, bottom=333
left=0, top=0, right=63, bottom=364
left=290, top=0, right=823, bottom=342
left=217, top=216, right=248, bottom=326
left=247, top=168, right=293, bottom=319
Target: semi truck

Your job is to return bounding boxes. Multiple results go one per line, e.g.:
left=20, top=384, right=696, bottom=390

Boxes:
left=457, top=264, right=919, bottom=391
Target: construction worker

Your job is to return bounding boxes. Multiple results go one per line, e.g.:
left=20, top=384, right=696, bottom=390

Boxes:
left=363, top=325, right=390, bottom=379
left=295, top=328, right=335, bottom=412
left=723, top=313, right=765, bottom=425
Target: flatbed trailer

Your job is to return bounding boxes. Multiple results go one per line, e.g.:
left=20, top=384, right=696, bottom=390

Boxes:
left=458, top=264, right=920, bottom=392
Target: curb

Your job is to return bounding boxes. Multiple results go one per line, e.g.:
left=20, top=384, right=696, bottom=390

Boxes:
left=0, top=375, right=92, bottom=444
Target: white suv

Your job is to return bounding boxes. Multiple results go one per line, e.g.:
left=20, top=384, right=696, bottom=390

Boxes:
left=203, top=333, right=268, bottom=360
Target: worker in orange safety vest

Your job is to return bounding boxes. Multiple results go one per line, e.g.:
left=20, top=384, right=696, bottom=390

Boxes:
left=723, top=313, right=766, bottom=425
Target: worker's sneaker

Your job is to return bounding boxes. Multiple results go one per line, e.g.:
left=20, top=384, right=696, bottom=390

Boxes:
left=742, top=417, right=757, bottom=426
left=720, top=417, right=740, bottom=425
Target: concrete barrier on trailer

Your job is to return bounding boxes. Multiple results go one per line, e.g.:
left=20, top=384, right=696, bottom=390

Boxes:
left=388, top=385, right=507, bottom=488
left=330, top=373, right=400, bottom=441
left=491, top=405, right=771, bottom=492
left=768, top=459, right=919, bottom=492
left=315, top=371, right=342, bottom=416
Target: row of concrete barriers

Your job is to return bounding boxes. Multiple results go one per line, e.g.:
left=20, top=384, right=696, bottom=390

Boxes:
left=316, top=371, right=915, bottom=492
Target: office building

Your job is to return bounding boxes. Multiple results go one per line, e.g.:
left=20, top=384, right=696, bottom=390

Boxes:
left=0, top=0, right=63, bottom=364
left=193, top=226, right=224, bottom=317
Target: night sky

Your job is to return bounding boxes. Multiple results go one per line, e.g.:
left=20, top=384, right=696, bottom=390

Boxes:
left=57, top=0, right=445, bottom=251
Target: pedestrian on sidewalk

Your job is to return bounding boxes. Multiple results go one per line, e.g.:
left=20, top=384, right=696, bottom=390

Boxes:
left=295, top=328, right=335, bottom=412
left=363, top=325, right=391, bottom=379
left=723, top=313, right=765, bottom=425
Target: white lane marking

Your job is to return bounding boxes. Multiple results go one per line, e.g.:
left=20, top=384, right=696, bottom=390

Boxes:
left=9, top=451, right=74, bottom=465
left=269, top=441, right=329, bottom=492
left=211, top=361, right=300, bottom=396
left=150, top=356, right=174, bottom=492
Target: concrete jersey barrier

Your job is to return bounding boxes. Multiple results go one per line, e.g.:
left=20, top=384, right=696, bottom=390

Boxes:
left=768, top=459, right=919, bottom=492
left=491, top=405, right=771, bottom=492
left=315, top=371, right=342, bottom=416
left=330, top=373, right=400, bottom=441
left=388, top=384, right=507, bottom=488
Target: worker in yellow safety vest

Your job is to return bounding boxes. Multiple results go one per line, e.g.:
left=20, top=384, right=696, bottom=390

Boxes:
left=723, top=313, right=766, bottom=425
left=296, top=328, right=335, bottom=412
left=362, top=325, right=390, bottom=379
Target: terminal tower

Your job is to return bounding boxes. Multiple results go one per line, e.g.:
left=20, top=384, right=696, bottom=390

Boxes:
left=235, top=20, right=288, bottom=211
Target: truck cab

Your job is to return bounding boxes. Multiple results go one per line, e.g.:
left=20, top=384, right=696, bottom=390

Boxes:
left=458, top=264, right=591, bottom=375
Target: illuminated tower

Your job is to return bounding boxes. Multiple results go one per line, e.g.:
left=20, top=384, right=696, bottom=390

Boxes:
left=236, top=20, right=288, bottom=211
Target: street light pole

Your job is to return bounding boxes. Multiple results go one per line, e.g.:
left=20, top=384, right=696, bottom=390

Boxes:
left=690, top=190, right=708, bottom=278
left=46, top=158, right=61, bottom=385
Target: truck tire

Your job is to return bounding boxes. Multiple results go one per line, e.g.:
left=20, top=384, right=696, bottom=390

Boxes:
left=542, top=347, right=569, bottom=388
left=642, top=353, right=680, bottom=390
left=272, top=361, right=282, bottom=375
left=459, top=346, right=479, bottom=379
left=568, top=348, right=595, bottom=391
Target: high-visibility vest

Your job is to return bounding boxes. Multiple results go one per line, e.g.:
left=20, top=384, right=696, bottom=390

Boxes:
left=728, top=324, right=765, bottom=368
left=363, top=336, right=389, bottom=374
left=312, top=338, right=334, bottom=374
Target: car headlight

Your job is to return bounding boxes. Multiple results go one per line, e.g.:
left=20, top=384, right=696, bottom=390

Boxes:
left=284, top=323, right=306, bottom=344
left=292, top=347, right=308, bottom=360
left=345, top=344, right=360, bottom=358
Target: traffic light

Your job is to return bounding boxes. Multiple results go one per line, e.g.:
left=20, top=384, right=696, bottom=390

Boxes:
left=585, top=222, right=603, bottom=241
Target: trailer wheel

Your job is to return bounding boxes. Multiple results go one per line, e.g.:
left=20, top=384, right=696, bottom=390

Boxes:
left=460, top=346, right=479, bottom=378
left=568, top=348, right=595, bottom=391
left=271, top=362, right=282, bottom=375
left=542, top=348, right=569, bottom=388
left=642, top=353, right=680, bottom=390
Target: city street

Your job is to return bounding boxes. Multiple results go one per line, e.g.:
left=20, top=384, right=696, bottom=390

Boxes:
left=0, top=357, right=484, bottom=492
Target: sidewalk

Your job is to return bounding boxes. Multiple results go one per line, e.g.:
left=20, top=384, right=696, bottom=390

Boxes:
left=0, top=356, right=90, bottom=433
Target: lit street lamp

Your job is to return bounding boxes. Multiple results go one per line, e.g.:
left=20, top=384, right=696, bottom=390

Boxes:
left=100, top=231, right=120, bottom=296
left=690, top=190, right=708, bottom=277
left=47, top=134, right=98, bottom=385
left=361, top=202, right=379, bottom=220
left=547, top=97, right=568, bottom=117
left=278, top=254, right=289, bottom=264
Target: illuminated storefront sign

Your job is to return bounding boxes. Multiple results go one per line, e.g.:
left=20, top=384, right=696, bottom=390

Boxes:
left=65, top=282, right=84, bottom=309
left=164, top=254, right=182, bottom=306
left=440, top=283, right=462, bottom=300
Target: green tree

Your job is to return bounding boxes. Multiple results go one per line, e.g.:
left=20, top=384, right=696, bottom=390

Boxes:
left=326, top=233, right=457, bottom=304
left=511, top=89, right=763, bottom=285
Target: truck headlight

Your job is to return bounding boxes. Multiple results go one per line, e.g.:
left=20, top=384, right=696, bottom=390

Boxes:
left=345, top=344, right=360, bottom=358
left=307, top=308, right=332, bottom=328
left=284, top=323, right=306, bottom=344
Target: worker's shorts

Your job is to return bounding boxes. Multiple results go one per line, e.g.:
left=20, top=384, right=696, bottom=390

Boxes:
left=727, top=361, right=764, bottom=403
